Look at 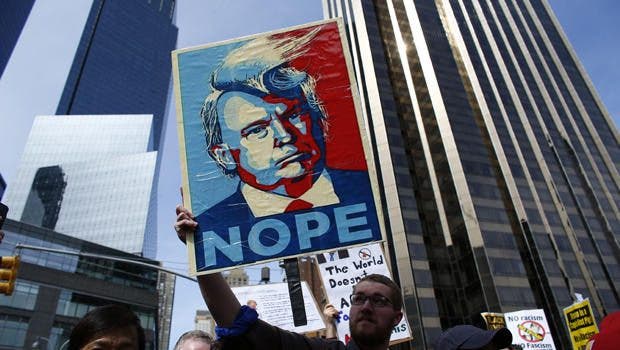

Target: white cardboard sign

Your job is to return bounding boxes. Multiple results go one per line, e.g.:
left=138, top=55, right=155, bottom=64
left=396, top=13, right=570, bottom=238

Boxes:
left=315, top=243, right=411, bottom=344
left=504, top=309, right=556, bottom=349
left=232, top=281, right=325, bottom=334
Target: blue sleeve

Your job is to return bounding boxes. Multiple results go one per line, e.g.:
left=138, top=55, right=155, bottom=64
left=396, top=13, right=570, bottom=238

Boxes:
left=215, top=305, right=259, bottom=339
left=215, top=306, right=346, bottom=350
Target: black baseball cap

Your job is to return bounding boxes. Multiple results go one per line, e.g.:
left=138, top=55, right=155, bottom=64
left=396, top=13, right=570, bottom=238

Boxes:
left=435, top=325, right=513, bottom=349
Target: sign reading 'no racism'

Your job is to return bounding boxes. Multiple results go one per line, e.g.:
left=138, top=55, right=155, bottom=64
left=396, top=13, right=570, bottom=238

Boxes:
left=505, top=309, right=556, bottom=349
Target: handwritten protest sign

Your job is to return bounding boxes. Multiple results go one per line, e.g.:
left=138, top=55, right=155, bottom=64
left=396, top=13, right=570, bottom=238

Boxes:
left=232, top=281, right=325, bottom=334
left=563, top=299, right=598, bottom=350
left=481, top=312, right=506, bottom=330
left=505, top=309, right=556, bottom=349
left=315, top=243, right=411, bottom=344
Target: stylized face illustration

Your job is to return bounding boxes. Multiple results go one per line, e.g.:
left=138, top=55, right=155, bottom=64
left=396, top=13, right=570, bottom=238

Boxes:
left=214, top=91, right=325, bottom=193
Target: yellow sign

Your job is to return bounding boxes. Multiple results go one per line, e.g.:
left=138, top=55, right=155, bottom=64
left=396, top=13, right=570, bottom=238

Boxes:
left=481, top=312, right=506, bottom=330
left=563, top=299, right=598, bottom=350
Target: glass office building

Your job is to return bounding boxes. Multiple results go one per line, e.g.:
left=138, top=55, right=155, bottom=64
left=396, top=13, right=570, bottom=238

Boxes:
left=0, top=218, right=164, bottom=349
left=4, top=115, right=158, bottom=258
left=324, top=0, right=619, bottom=348
left=56, top=0, right=178, bottom=151
left=0, top=0, right=35, bottom=78
left=2, top=0, right=178, bottom=257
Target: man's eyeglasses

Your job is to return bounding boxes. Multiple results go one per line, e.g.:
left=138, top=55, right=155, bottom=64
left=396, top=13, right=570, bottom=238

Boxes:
left=350, top=293, right=393, bottom=308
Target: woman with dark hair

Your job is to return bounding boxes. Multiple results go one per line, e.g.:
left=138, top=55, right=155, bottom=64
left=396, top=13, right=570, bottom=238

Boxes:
left=68, top=304, right=145, bottom=350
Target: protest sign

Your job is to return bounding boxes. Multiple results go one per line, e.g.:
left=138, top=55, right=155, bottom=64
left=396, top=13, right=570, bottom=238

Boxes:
left=481, top=312, right=506, bottom=330
left=505, top=309, right=556, bottom=349
left=563, top=299, right=598, bottom=350
left=172, top=18, right=385, bottom=275
left=232, top=281, right=325, bottom=334
left=315, top=243, right=411, bottom=344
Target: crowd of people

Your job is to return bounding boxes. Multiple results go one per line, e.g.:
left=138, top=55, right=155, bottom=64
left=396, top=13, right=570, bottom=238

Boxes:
left=1, top=208, right=521, bottom=350
left=174, top=205, right=514, bottom=350
left=54, top=204, right=620, bottom=350
left=58, top=274, right=619, bottom=350
left=32, top=276, right=619, bottom=350
left=1, top=181, right=617, bottom=350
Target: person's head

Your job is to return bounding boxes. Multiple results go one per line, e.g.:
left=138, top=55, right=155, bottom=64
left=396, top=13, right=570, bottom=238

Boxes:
left=201, top=28, right=329, bottom=196
left=174, top=330, right=214, bottom=350
left=348, top=274, right=403, bottom=347
left=587, top=311, right=620, bottom=349
left=435, top=325, right=513, bottom=350
left=246, top=300, right=257, bottom=309
left=68, top=304, right=145, bottom=350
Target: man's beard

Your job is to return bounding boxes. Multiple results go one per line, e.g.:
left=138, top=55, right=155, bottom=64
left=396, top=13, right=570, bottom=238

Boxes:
left=349, top=317, right=392, bottom=347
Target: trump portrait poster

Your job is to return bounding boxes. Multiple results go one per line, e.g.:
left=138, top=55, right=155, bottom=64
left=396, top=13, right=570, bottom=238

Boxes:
left=172, top=19, right=385, bottom=275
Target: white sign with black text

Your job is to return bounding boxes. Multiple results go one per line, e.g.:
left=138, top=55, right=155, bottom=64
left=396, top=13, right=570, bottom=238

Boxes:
left=315, top=243, right=412, bottom=345
left=504, top=309, right=556, bottom=349
left=232, top=281, right=325, bottom=334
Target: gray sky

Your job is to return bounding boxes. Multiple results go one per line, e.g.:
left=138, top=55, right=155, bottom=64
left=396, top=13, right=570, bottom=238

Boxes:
left=0, top=1, right=618, bottom=349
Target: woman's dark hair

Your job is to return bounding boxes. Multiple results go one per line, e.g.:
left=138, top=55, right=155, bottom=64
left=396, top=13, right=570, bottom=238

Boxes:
left=68, top=304, right=146, bottom=350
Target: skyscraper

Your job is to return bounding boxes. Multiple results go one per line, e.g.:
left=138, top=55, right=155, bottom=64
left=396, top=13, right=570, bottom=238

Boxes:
left=4, top=115, right=158, bottom=257
left=0, top=173, right=6, bottom=200
left=0, top=0, right=35, bottom=78
left=2, top=1, right=178, bottom=257
left=324, top=0, right=619, bottom=348
left=56, top=0, right=178, bottom=151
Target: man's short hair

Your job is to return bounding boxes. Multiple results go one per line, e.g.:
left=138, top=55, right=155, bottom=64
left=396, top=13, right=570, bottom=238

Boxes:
left=68, top=304, right=145, bottom=350
left=200, top=27, right=328, bottom=177
left=174, top=330, right=214, bottom=350
left=353, top=274, right=403, bottom=310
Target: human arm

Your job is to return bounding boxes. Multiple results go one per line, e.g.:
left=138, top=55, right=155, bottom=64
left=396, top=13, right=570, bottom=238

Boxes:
left=175, top=205, right=242, bottom=327
left=323, top=303, right=339, bottom=339
left=175, top=205, right=335, bottom=349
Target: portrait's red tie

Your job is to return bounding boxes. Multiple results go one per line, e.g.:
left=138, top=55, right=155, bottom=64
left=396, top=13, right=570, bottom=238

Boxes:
left=285, top=199, right=314, bottom=212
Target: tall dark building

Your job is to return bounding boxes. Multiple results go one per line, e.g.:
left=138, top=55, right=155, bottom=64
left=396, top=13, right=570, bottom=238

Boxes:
left=0, top=173, right=6, bottom=200
left=56, top=0, right=178, bottom=151
left=324, top=0, right=619, bottom=348
left=0, top=0, right=35, bottom=78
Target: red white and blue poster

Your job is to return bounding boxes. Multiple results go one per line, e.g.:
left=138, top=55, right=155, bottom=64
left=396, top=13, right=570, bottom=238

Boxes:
left=172, top=19, right=385, bottom=275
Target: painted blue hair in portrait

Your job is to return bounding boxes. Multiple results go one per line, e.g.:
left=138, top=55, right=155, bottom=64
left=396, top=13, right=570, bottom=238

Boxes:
left=172, top=19, right=385, bottom=275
